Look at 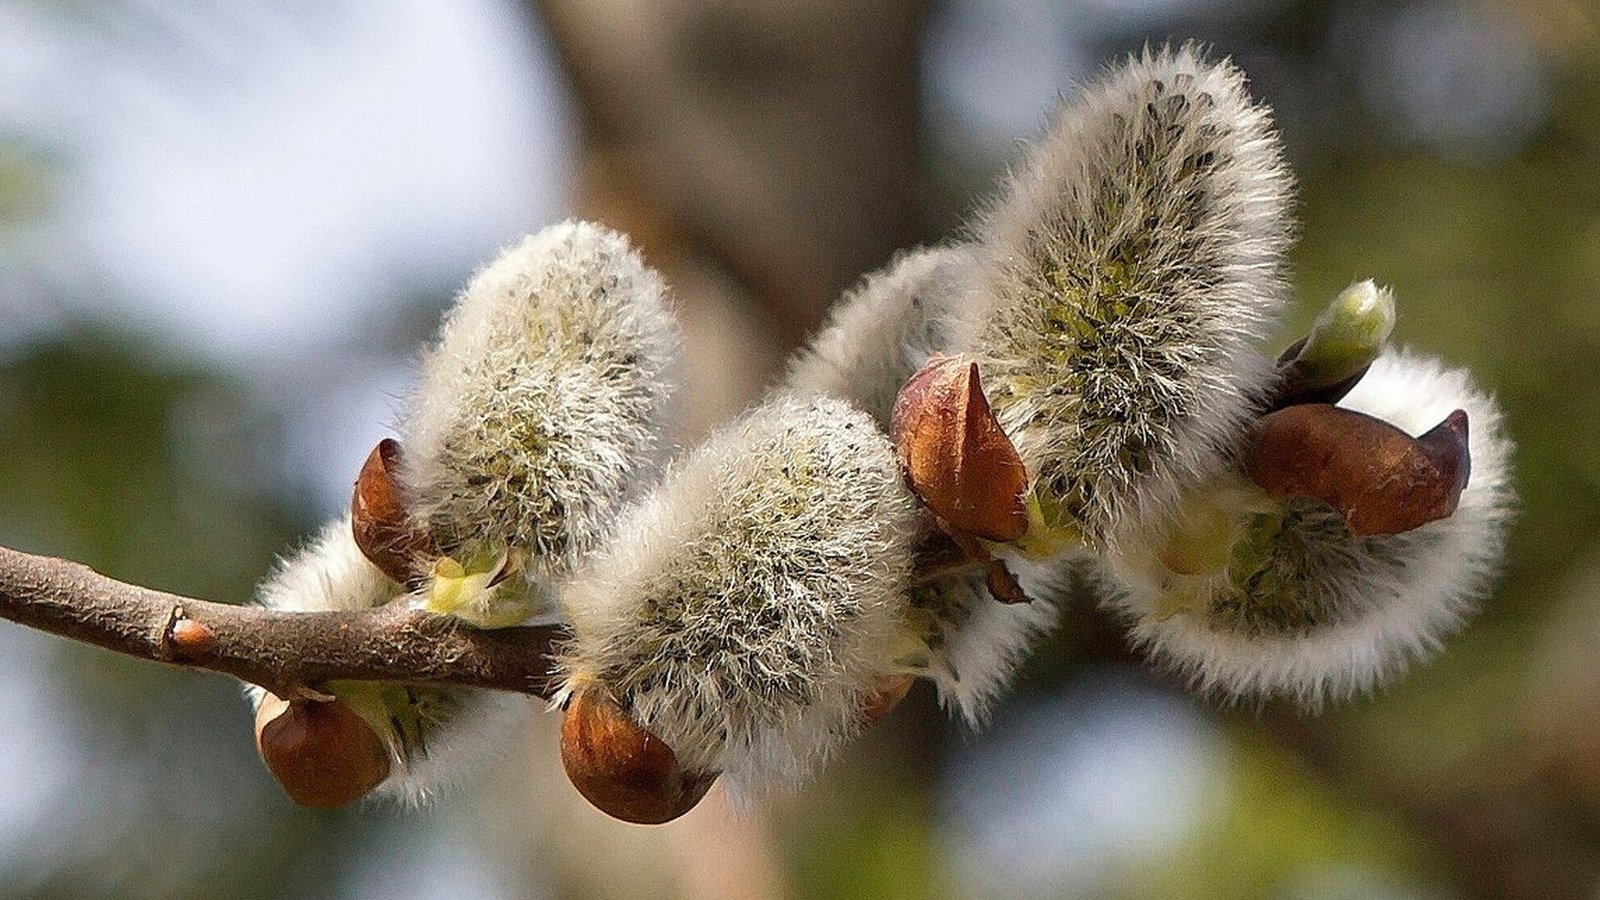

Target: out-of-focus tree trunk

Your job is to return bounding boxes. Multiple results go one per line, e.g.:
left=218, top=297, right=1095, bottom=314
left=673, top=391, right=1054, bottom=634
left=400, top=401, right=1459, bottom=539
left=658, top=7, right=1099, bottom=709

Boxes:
left=533, top=0, right=932, bottom=437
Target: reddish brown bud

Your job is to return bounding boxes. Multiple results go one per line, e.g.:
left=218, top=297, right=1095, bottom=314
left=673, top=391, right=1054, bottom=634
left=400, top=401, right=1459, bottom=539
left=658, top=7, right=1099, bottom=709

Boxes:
left=861, top=673, right=915, bottom=724
left=167, top=617, right=215, bottom=657
left=255, top=693, right=391, bottom=808
left=1245, top=404, right=1471, bottom=537
left=560, top=686, right=715, bottom=825
left=982, top=557, right=1029, bottom=604
left=351, top=438, right=436, bottom=583
left=938, top=526, right=1031, bottom=605
left=891, top=355, right=1028, bottom=543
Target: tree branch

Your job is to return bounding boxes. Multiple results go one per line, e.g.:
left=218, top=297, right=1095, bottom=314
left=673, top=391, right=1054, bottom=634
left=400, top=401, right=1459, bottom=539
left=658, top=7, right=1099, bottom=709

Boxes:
left=0, top=545, right=564, bottom=699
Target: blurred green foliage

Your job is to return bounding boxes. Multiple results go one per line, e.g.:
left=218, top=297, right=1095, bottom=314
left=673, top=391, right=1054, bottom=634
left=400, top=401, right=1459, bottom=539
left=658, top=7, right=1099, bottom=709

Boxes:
left=0, top=139, right=49, bottom=226
left=0, top=337, right=401, bottom=899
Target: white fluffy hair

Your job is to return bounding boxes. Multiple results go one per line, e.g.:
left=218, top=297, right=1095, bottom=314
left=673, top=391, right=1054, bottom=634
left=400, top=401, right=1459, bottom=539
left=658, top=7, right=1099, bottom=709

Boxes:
left=962, top=43, right=1293, bottom=550
left=558, top=395, right=920, bottom=796
left=904, top=562, right=1062, bottom=725
left=784, top=244, right=978, bottom=429
left=399, top=220, right=679, bottom=582
left=785, top=243, right=1062, bottom=723
left=1103, top=350, right=1514, bottom=706
left=249, top=519, right=529, bottom=804
left=256, top=517, right=397, bottom=615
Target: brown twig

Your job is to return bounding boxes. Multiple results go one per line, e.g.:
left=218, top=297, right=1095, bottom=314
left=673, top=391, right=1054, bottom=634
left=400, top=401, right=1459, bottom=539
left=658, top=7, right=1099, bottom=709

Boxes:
left=0, top=535, right=995, bottom=703
left=0, top=545, right=564, bottom=699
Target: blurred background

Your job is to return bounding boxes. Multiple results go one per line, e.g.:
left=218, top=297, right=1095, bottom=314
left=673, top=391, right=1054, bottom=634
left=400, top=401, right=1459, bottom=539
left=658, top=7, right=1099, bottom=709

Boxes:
left=0, top=0, right=1597, bottom=897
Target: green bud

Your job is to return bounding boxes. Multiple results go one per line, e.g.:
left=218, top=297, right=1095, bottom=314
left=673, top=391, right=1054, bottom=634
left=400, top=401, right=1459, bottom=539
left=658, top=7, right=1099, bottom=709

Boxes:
left=1305, top=280, right=1396, bottom=379
left=424, top=544, right=538, bottom=628
left=1274, top=280, right=1396, bottom=407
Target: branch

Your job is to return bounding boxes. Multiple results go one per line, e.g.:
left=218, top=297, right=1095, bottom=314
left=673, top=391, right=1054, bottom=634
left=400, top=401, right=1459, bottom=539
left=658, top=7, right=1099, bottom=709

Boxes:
left=0, top=545, right=564, bottom=699
left=0, top=521, right=1001, bottom=705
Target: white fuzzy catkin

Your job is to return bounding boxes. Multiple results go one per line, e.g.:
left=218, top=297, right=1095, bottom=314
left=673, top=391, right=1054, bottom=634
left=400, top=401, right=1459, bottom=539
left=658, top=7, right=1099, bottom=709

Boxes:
left=902, top=561, right=1062, bottom=725
left=963, top=44, right=1294, bottom=549
left=559, top=395, right=920, bottom=795
left=785, top=244, right=978, bottom=429
left=255, top=518, right=396, bottom=617
left=247, top=222, right=673, bottom=800
left=1103, top=350, right=1514, bottom=705
left=785, top=245, right=1060, bottom=724
left=249, top=520, right=527, bottom=804
left=399, top=221, right=679, bottom=602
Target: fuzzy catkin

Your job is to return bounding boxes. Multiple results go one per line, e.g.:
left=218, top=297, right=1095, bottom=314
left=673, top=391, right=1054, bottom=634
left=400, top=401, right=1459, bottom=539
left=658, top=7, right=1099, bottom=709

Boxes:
left=901, top=562, right=1063, bottom=725
left=785, top=244, right=978, bottom=429
left=784, top=245, right=1062, bottom=724
left=559, top=395, right=920, bottom=795
left=963, top=43, right=1294, bottom=550
left=249, top=520, right=527, bottom=804
left=247, top=220, right=677, bottom=800
left=399, top=221, right=679, bottom=587
left=1102, top=350, right=1514, bottom=706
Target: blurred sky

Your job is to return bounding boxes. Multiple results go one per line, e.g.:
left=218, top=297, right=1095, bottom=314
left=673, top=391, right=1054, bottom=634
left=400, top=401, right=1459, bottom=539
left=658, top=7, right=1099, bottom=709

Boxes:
left=0, top=0, right=575, bottom=515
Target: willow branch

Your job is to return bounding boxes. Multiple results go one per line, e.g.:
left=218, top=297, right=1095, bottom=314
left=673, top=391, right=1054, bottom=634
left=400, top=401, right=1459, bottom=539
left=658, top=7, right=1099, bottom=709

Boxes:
left=0, top=522, right=996, bottom=703
left=0, top=545, right=564, bottom=699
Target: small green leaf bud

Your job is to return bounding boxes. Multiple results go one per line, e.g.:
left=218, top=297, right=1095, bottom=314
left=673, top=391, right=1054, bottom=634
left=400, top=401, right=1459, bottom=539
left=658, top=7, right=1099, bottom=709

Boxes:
left=1273, top=280, right=1397, bottom=408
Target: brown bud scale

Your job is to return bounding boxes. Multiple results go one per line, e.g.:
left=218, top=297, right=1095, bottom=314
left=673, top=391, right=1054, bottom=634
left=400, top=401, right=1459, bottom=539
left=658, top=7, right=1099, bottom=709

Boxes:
left=167, top=618, right=216, bottom=657
left=255, top=693, right=391, bottom=808
left=940, top=525, right=1031, bottom=605
left=1244, top=404, right=1471, bottom=537
left=892, top=355, right=1029, bottom=543
left=861, top=673, right=915, bottom=724
left=560, top=686, right=715, bottom=825
left=351, top=438, right=436, bottom=583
